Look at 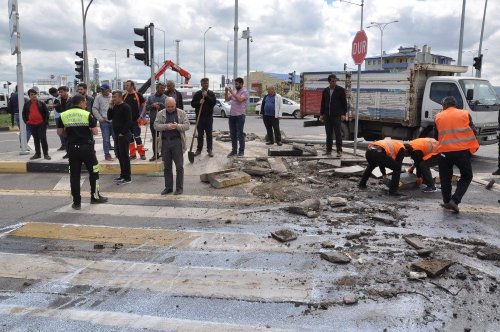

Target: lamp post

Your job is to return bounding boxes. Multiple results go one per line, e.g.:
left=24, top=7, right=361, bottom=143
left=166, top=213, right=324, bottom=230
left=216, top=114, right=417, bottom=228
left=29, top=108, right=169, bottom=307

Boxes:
left=241, top=27, right=252, bottom=106
left=366, top=20, right=398, bottom=71
left=203, top=26, right=212, bottom=78
left=80, top=0, right=94, bottom=85
left=102, top=49, right=117, bottom=89
left=226, top=39, right=232, bottom=84
left=154, top=27, right=166, bottom=81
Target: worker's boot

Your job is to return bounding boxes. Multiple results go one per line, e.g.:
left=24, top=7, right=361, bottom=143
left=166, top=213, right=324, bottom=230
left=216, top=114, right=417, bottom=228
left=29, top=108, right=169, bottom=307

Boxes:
left=129, top=143, right=137, bottom=160
left=137, top=144, right=146, bottom=160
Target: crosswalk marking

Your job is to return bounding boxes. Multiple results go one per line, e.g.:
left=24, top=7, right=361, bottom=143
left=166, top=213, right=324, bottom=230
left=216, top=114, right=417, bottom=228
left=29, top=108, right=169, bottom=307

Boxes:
left=9, top=222, right=321, bottom=253
left=53, top=175, right=85, bottom=191
left=0, top=304, right=292, bottom=332
left=0, top=252, right=312, bottom=303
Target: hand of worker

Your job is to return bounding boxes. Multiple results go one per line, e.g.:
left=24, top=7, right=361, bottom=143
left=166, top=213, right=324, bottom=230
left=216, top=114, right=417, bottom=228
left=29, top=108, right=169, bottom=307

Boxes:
left=341, top=115, right=346, bottom=121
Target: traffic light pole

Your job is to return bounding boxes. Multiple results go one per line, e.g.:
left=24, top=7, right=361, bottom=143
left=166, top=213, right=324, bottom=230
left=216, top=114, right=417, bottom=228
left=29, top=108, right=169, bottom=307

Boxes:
left=149, top=23, right=155, bottom=95
left=476, top=0, right=487, bottom=78
left=81, top=0, right=93, bottom=86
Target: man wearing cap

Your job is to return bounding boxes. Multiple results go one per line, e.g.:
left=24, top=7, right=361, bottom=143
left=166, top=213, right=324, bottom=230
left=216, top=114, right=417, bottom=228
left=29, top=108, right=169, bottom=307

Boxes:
left=92, top=84, right=114, bottom=161
left=320, top=74, right=348, bottom=157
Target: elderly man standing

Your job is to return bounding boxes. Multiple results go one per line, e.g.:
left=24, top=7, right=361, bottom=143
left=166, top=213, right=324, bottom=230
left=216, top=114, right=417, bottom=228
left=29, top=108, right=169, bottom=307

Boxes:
left=92, top=84, right=114, bottom=161
left=224, top=77, right=249, bottom=157
left=146, top=82, right=167, bottom=161
left=320, top=74, right=347, bottom=157
left=261, top=86, right=283, bottom=146
left=154, top=97, right=190, bottom=195
left=435, top=96, right=479, bottom=213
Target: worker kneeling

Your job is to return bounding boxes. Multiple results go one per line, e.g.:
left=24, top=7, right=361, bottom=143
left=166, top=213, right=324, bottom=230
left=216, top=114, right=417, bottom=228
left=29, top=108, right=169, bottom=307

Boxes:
left=404, top=138, right=440, bottom=193
left=58, top=94, right=108, bottom=210
left=358, top=139, right=406, bottom=196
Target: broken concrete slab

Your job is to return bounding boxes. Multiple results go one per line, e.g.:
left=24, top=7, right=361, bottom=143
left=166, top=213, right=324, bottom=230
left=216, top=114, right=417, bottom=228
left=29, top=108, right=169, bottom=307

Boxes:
left=408, top=271, right=427, bottom=280
left=306, top=176, right=323, bottom=185
left=200, top=168, right=236, bottom=183
left=292, top=143, right=318, bottom=156
left=327, top=196, right=348, bottom=207
left=286, top=198, right=321, bottom=217
left=403, top=235, right=428, bottom=250
left=243, top=166, right=272, bottom=176
left=371, top=213, right=398, bottom=225
left=321, top=251, right=351, bottom=264
left=333, top=165, right=365, bottom=176
left=318, top=159, right=342, bottom=168
left=268, top=157, right=289, bottom=174
left=416, top=248, right=434, bottom=257
left=271, top=229, right=297, bottom=242
left=268, top=148, right=303, bottom=157
left=318, top=168, right=337, bottom=174
left=343, top=295, right=358, bottom=305
left=476, top=246, right=500, bottom=261
left=345, top=230, right=376, bottom=240
left=210, top=171, right=251, bottom=189
left=411, top=259, right=453, bottom=277
left=371, top=168, right=393, bottom=179
left=321, top=240, right=336, bottom=249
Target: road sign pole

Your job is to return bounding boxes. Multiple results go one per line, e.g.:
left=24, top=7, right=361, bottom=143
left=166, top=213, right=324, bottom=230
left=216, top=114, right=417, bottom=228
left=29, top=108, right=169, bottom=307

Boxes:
left=353, top=0, right=364, bottom=156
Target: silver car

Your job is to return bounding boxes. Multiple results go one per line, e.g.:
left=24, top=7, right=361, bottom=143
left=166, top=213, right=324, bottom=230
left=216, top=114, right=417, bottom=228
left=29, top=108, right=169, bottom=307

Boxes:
left=213, top=99, right=230, bottom=118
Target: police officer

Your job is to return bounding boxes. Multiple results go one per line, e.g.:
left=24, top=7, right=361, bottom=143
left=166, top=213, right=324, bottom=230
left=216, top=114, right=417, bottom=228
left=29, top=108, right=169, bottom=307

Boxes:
left=57, top=94, right=108, bottom=210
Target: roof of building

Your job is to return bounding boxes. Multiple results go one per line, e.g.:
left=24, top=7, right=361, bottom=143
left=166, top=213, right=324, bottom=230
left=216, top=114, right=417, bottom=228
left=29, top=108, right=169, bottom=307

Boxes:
left=365, top=46, right=453, bottom=61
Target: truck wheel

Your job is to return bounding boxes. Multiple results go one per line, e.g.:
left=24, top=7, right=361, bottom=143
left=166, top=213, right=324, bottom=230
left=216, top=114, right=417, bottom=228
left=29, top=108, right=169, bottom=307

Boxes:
left=292, top=110, right=300, bottom=119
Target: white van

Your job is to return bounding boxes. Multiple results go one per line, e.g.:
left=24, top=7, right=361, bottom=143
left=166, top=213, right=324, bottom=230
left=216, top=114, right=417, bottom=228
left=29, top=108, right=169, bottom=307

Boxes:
left=0, top=93, right=8, bottom=113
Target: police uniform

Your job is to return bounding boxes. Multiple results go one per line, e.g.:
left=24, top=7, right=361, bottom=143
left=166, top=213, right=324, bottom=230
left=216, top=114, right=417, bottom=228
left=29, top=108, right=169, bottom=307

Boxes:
left=58, top=106, right=105, bottom=208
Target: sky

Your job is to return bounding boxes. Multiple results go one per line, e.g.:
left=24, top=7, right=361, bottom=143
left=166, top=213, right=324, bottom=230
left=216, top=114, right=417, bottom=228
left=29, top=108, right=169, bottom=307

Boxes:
left=1, top=0, right=499, bottom=91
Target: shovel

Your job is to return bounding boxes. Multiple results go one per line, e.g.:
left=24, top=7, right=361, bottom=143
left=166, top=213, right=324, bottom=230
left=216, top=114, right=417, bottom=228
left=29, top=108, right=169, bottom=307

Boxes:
left=188, top=98, right=204, bottom=163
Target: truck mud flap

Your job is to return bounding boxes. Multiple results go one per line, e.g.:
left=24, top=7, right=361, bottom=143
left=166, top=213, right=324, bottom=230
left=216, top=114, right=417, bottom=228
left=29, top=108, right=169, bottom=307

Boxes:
left=303, top=120, right=324, bottom=127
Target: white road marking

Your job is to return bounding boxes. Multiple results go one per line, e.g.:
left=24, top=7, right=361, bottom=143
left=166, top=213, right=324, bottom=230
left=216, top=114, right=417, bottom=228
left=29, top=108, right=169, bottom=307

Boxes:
left=53, top=175, right=86, bottom=191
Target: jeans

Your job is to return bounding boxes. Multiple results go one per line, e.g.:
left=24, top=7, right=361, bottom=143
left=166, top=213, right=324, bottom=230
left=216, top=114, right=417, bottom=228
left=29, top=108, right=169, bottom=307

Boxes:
left=115, top=135, right=131, bottom=180
left=29, top=123, right=48, bottom=155
left=263, top=115, right=281, bottom=143
left=68, top=144, right=100, bottom=204
left=228, top=115, right=245, bottom=153
left=55, top=117, right=67, bottom=147
left=196, top=116, right=213, bottom=152
left=14, top=113, right=31, bottom=144
left=324, top=116, right=343, bottom=152
left=438, top=150, right=473, bottom=205
left=100, top=121, right=115, bottom=157
left=162, top=137, right=184, bottom=191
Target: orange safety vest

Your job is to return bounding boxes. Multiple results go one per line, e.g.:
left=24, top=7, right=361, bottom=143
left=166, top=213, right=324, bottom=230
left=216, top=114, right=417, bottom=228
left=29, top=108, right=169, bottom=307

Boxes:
left=409, top=138, right=439, bottom=160
left=435, top=107, right=479, bottom=154
left=369, top=140, right=405, bottom=160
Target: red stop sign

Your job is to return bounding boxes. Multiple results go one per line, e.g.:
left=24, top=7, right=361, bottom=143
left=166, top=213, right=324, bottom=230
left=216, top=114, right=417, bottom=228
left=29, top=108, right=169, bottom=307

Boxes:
left=352, top=30, right=368, bottom=65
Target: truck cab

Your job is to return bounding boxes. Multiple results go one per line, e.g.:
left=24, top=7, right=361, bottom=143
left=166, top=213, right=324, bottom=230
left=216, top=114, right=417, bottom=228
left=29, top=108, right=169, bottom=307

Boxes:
left=421, top=76, right=499, bottom=144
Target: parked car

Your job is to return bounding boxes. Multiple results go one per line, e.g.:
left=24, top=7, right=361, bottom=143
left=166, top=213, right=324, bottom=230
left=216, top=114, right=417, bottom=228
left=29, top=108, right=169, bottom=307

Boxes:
left=213, top=99, right=230, bottom=118
left=247, top=96, right=261, bottom=107
left=255, top=97, right=302, bottom=118
left=183, top=100, right=196, bottom=123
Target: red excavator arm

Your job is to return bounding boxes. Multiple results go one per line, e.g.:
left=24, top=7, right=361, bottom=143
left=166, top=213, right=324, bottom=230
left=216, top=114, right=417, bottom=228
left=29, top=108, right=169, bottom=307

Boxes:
left=138, top=60, right=191, bottom=94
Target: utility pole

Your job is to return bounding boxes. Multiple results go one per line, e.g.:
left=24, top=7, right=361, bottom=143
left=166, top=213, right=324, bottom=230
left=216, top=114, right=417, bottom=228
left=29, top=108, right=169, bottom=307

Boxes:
left=175, top=40, right=181, bottom=84
left=476, top=0, right=487, bottom=78
left=80, top=0, right=94, bottom=86
left=457, top=0, right=466, bottom=73
left=233, top=0, right=238, bottom=82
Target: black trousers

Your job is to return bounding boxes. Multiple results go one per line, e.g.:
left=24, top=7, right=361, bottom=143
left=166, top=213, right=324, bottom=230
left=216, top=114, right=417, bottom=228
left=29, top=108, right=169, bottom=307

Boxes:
left=115, top=135, right=131, bottom=180
left=438, top=150, right=473, bottom=205
left=29, top=124, right=49, bottom=155
left=68, top=144, right=99, bottom=205
left=162, top=137, right=184, bottom=191
left=324, top=116, right=343, bottom=152
left=150, top=121, right=158, bottom=157
left=263, top=115, right=282, bottom=143
left=416, top=155, right=439, bottom=187
left=360, top=149, right=402, bottom=192
left=196, top=116, right=213, bottom=152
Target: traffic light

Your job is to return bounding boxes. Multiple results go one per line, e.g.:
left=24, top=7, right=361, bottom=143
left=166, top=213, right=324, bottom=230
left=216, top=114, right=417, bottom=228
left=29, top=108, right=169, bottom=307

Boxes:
left=74, top=51, right=84, bottom=81
left=288, top=71, right=295, bottom=85
left=133, top=26, right=150, bottom=66
left=473, top=54, right=483, bottom=71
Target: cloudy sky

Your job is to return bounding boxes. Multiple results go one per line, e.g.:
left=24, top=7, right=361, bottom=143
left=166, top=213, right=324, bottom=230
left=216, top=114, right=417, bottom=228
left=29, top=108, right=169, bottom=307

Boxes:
left=1, top=0, right=499, bottom=90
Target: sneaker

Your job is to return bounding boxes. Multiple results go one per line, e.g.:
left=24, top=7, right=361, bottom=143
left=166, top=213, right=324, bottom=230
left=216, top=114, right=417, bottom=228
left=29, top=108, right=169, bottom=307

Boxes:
left=493, top=168, right=500, bottom=175
left=174, top=189, right=183, bottom=195
left=447, top=200, right=460, bottom=213
left=62, top=153, right=68, bottom=159
left=30, top=153, right=41, bottom=160
left=336, top=151, right=343, bottom=158
left=422, top=186, right=438, bottom=193
left=194, top=150, right=201, bottom=156
left=105, top=155, right=114, bottom=161
left=57, top=145, right=66, bottom=151
left=44, top=154, right=51, bottom=160
left=113, top=176, right=124, bottom=182
left=237, top=151, right=244, bottom=157
left=149, top=155, right=159, bottom=162
left=140, top=155, right=146, bottom=160
left=227, top=151, right=237, bottom=158
left=208, top=151, right=214, bottom=157
left=161, top=188, right=173, bottom=195
left=90, top=195, right=108, bottom=204
left=130, top=155, right=137, bottom=160
left=72, top=203, right=81, bottom=210
left=117, top=179, right=132, bottom=185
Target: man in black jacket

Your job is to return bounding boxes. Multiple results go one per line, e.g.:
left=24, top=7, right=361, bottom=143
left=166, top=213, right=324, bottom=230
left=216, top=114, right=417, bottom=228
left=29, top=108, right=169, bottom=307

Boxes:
left=108, top=90, right=132, bottom=185
left=320, top=74, right=348, bottom=157
left=191, top=78, right=216, bottom=157
left=165, top=80, right=184, bottom=110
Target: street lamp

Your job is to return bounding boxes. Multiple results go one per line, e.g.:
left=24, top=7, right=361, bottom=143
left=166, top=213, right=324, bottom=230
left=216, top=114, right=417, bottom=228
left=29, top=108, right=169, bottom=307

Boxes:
left=226, top=39, right=232, bottom=84
left=80, top=0, right=94, bottom=85
left=203, top=26, right=212, bottom=78
left=154, top=27, right=166, bottom=81
left=366, top=20, right=398, bottom=71
left=241, top=27, right=252, bottom=99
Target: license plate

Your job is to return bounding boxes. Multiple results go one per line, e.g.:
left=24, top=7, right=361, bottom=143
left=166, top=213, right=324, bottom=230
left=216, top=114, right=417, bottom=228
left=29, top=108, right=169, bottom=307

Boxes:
left=486, top=134, right=497, bottom=140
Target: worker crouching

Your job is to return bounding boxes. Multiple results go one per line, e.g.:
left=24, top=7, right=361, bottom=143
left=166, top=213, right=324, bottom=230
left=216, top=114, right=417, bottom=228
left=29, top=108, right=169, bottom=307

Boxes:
left=358, top=139, right=406, bottom=196
left=404, top=138, right=440, bottom=193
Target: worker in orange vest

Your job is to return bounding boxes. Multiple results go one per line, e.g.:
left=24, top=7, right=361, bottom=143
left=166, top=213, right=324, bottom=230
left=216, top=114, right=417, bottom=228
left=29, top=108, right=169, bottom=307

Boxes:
left=359, top=139, right=406, bottom=196
left=404, top=137, right=440, bottom=193
left=435, top=96, right=479, bottom=213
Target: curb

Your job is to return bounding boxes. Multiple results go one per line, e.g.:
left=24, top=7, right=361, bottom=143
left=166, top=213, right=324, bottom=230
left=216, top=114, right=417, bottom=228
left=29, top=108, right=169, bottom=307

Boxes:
left=0, top=161, right=161, bottom=174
